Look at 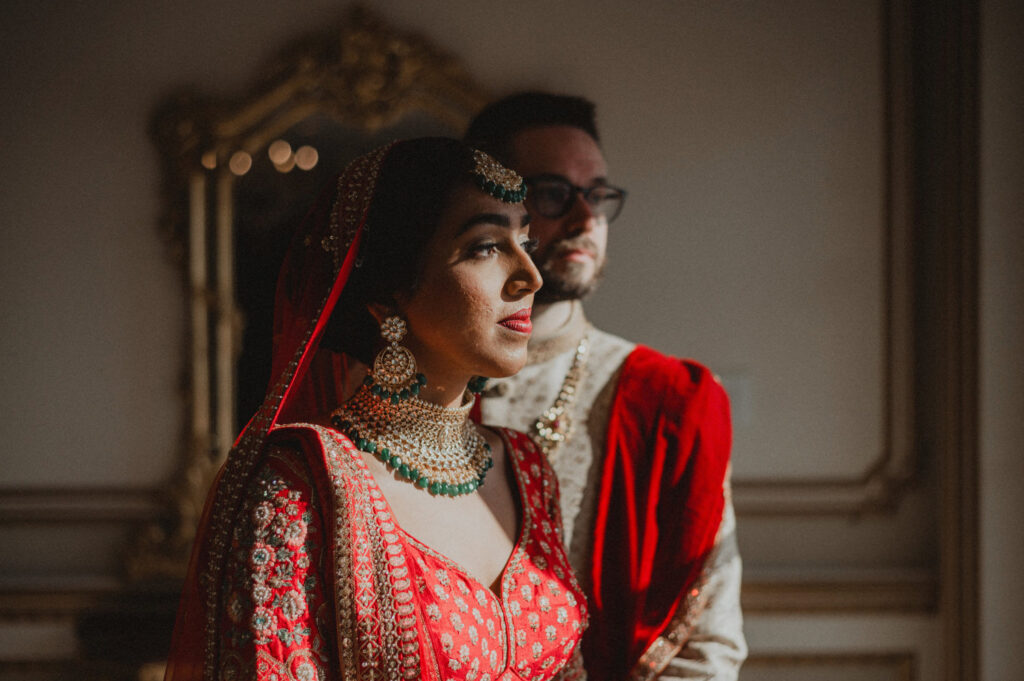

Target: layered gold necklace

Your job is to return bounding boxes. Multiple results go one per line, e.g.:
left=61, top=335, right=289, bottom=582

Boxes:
left=331, top=384, right=492, bottom=497
left=525, top=302, right=591, bottom=459
left=531, top=332, right=590, bottom=458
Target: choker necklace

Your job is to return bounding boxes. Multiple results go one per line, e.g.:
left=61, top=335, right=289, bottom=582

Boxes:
left=531, top=330, right=590, bottom=459
left=331, top=384, right=493, bottom=497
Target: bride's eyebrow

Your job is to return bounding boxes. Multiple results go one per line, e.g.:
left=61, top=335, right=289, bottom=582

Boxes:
left=456, top=213, right=511, bottom=235
left=456, top=211, right=531, bottom=236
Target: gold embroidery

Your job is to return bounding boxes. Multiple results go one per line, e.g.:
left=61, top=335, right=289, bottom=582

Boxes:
left=326, top=144, right=393, bottom=272
left=628, top=550, right=715, bottom=681
left=217, top=457, right=330, bottom=680
left=315, top=425, right=424, bottom=680
left=200, top=316, right=323, bottom=679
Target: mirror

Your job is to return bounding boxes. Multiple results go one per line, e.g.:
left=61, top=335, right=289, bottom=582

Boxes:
left=132, top=7, right=489, bottom=579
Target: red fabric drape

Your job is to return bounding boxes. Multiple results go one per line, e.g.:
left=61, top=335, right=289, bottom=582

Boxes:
left=164, top=144, right=393, bottom=681
left=583, top=346, right=731, bottom=681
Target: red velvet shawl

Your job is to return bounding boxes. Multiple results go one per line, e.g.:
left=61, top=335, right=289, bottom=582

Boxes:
left=584, top=346, right=731, bottom=681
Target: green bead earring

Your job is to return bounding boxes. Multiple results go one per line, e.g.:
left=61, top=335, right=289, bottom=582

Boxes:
left=366, top=316, right=427, bottom=402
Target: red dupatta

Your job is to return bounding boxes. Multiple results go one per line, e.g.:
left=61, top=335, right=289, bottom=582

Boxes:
left=584, top=347, right=731, bottom=681
left=164, top=144, right=394, bottom=681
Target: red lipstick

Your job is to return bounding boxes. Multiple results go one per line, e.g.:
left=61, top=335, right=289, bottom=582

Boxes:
left=499, top=308, right=533, bottom=334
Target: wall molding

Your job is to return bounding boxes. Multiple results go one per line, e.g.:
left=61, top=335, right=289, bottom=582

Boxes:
left=732, top=0, right=916, bottom=517
left=744, top=652, right=915, bottom=681
left=0, top=487, right=162, bottom=524
left=0, top=586, right=116, bottom=620
left=742, top=575, right=937, bottom=614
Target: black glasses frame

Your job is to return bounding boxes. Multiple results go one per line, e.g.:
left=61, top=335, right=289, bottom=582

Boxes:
left=524, top=175, right=628, bottom=223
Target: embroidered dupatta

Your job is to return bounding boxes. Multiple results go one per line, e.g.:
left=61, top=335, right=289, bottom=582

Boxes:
left=164, top=144, right=393, bottom=681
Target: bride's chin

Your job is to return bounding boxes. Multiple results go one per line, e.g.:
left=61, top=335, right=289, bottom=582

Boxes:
left=479, top=346, right=529, bottom=379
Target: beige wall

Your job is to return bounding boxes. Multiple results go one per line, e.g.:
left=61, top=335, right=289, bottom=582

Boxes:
left=0, top=1, right=1019, bottom=678
left=1, top=1, right=888, bottom=488
left=980, top=0, right=1024, bottom=677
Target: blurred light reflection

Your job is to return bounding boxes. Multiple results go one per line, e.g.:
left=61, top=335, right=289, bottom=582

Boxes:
left=274, top=155, right=296, bottom=173
left=295, top=146, right=319, bottom=171
left=229, top=151, right=253, bottom=176
left=268, top=140, right=292, bottom=165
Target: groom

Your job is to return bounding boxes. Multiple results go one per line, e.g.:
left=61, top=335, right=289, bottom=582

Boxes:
left=466, top=92, right=746, bottom=680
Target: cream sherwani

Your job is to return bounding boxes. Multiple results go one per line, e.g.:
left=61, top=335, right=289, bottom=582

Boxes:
left=478, top=304, right=746, bottom=680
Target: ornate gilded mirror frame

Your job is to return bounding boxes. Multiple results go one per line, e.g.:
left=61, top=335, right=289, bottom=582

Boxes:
left=133, top=7, right=489, bottom=579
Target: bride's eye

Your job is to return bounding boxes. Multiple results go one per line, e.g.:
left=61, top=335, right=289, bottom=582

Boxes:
left=469, top=241, right=500, bottom=257
left=521, top=238, right=539, bottom=254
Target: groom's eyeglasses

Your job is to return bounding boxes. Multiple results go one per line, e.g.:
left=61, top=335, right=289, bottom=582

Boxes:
left=525, top=175, right=628, bottom=223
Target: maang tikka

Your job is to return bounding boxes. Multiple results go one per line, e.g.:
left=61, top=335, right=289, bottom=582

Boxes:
left=472, top=149, right=527, bottom=203
left=368, top=315, right=427, bottom=403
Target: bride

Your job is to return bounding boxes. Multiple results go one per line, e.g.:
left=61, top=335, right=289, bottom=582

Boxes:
left=165, top=138, right=587, bottom=681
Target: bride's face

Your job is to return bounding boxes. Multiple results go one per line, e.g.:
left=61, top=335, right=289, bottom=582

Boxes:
left=397, top=183, right=542, bottom=386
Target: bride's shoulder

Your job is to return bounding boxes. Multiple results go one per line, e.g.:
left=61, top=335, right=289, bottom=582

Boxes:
left=264, top=422, right=362, bottom=480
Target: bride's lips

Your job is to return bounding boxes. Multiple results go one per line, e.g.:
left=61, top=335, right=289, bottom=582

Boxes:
left=498, top=308, right=533, bottom=334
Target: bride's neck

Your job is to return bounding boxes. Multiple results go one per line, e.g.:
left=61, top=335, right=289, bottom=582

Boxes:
left=414, top=379, right=471, bottom=410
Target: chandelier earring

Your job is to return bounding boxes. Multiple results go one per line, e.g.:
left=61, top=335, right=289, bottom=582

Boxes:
left=366, top=315, right=427, bottom=404
left=332, top=314, right=493, bottom=498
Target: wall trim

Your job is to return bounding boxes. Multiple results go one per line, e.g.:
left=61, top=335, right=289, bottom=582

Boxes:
left=0, top=487, right=163, bottom=524
left=745, top=652, right=915, bottom=681
left=742, top=575, right=937, bottom=614
left=732, top=0, right=917, bottom=517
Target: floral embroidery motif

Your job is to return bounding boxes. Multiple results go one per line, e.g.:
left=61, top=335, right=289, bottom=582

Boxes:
left=218, top=455, right=329, bottom=680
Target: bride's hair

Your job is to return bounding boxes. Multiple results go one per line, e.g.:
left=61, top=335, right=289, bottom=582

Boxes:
left=320, top=137, right=477, bottom=364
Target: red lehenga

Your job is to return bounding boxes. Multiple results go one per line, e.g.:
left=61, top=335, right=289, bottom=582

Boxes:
left=164, top=143, right=586, bottom=681
left=215, top=425, right=584, bottom=681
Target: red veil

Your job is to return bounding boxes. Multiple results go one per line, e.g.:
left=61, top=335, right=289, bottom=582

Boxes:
left=164, top=143, right=394, bottom=681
